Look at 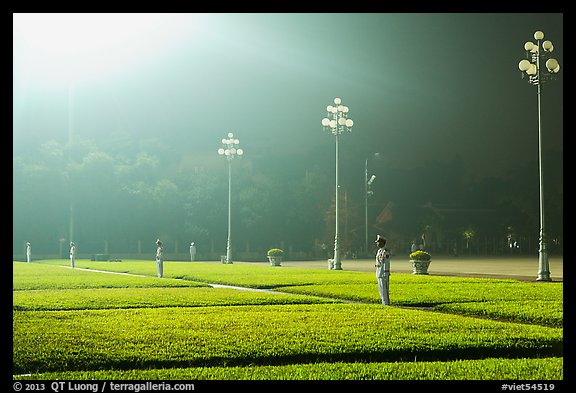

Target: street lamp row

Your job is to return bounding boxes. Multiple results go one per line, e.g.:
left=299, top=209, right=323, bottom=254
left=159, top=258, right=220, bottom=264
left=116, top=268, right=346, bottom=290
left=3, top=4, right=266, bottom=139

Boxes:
left=215, top=34, right=560, bottom=279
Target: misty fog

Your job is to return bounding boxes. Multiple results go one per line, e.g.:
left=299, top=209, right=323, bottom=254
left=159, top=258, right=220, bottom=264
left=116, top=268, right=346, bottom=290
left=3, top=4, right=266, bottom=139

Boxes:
left=13, top=13, right=563, bottom=260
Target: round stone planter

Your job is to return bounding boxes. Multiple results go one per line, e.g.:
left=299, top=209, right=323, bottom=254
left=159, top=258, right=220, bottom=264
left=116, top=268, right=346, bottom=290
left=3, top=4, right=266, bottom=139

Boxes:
left=411, top=260, right=431, bottom=275
left=268, top=256, right=283, bottom=266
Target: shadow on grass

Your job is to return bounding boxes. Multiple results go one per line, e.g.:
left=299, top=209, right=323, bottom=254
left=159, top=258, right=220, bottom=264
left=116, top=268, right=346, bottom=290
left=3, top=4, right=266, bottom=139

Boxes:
left=16, top=341, right=563, bottom=374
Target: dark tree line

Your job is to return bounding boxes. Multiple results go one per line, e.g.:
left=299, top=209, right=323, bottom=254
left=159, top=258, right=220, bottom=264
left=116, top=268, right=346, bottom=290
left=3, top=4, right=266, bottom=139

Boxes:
left=13, top=135, right=562, bottom=260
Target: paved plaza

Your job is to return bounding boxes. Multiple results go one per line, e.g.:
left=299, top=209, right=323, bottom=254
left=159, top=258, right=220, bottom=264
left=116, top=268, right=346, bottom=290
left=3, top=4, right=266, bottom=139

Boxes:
left=245, top=256, right=563, bottom=282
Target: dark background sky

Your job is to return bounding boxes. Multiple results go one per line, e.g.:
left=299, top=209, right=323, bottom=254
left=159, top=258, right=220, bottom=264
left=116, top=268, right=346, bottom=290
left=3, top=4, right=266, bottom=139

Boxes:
left=13, top=13, right=563, bottom=178
left=12, top=12, right=564, bottom=258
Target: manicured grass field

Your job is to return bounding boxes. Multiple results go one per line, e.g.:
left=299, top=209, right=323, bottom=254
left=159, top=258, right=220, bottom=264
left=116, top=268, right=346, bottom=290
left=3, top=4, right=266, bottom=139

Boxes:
left=12, top=260, right=563, bottom=380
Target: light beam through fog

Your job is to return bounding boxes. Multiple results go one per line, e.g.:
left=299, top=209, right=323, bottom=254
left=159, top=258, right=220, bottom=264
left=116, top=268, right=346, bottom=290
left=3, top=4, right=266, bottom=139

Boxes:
left=13, top=13, right=562, bottom=260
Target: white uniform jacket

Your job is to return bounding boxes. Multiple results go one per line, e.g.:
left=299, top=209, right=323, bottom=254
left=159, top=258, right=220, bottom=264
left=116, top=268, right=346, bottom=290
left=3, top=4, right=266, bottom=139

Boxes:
left=375, top=248, right=390, bottom=278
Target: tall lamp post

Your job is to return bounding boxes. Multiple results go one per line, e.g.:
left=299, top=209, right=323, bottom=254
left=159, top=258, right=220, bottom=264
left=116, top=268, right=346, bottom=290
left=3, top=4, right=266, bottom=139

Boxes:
left=517, top=30, right=560, bottom=282
left=218, top=132, right=244, bottom=264
left=365, top=153, right=379, bottom=256
left=322, top=98, right=353, bottom=270
left=67, top=82, right=75, bottom=247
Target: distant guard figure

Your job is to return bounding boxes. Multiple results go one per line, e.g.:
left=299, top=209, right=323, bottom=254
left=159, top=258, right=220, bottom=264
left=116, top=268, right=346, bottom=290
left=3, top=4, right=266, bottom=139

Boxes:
left=26, top=242, right=31, bottom=263
left=190, top=242, right=196, bottom=262
left=155, top=239, right=164, bottom=278
left=69, top=241, right=76, bottom=269
left=375, top=235, right=391, bottom=306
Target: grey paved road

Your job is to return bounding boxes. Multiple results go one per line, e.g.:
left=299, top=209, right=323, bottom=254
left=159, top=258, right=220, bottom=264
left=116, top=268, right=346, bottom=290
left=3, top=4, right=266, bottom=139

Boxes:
left=239, top=256, right=563, bottom=282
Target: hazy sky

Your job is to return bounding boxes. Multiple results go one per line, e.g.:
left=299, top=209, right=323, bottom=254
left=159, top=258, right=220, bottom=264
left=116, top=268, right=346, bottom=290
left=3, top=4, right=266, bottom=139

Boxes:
left=13, top=13, right=563, bottom=178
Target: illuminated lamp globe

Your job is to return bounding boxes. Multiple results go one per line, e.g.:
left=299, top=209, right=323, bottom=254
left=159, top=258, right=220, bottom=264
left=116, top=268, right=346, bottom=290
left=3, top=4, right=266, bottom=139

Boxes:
left=322, top=118, right=330, bottom=127
left=518, top=59, right=531, bottom=72
left=334, top=98, right=342, bottom=105
left=345, top=119, right=354, bottom=127
left=526, top=64, right=537, bottom=76
left=542, top=40, right=554, bottom=52
left=524, top=42, right=535, bottom=52
left=546, top=58, right=560, bottom=73
left=534, top=31, right=544, bottom=40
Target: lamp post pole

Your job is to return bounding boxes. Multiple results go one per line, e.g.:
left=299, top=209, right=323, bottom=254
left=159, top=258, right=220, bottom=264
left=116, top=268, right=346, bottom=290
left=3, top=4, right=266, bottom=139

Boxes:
left=322, top=98, right=353, bottom=270
left=517, top=30, right=560, bottom=282
left=218, top=132, right=243, bottom=264
left=67, top=82, right=75, bottom=245
left=365, top=153, right=378, bottom=256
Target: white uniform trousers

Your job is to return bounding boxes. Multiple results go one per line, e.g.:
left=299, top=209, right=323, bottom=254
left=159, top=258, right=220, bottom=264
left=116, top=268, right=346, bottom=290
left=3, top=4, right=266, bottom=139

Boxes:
left=156, top=258, right=163, bottom=278
left=378, top=274, right=390, bottom=305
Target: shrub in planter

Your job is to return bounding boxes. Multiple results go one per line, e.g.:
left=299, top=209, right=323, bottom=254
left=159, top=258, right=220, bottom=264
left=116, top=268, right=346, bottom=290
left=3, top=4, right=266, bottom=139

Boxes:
left=267, top=248, right=284, bottom=266
left=409, top=250, right=431, bottom=261
left=409, top=250, right=432, bottom=274
left=267, top=248, right=284, bottom=258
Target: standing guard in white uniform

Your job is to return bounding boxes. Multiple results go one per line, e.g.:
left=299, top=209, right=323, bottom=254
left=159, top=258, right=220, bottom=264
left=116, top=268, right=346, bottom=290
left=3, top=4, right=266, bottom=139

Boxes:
left=375, top=235, right=391, bottom=306
left=69, top=241, right=76, bottom=269
left=155, top=239, right=164, bottom=278
left=26, top=242, right=32, bottom=263
left=189, top=242, right=196, bottom=262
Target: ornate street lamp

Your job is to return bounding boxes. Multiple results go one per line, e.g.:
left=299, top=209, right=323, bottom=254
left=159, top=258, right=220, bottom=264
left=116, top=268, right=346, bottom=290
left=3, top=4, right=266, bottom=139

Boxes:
left=218, top=132, right=244, bottom=264
left=517, top=30, right=560, bottom=282
left=322, top=98, right=353, bottom=270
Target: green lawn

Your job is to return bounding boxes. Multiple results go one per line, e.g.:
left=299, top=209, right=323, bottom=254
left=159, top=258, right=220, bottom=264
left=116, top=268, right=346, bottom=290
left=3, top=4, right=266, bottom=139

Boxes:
left=13, top=260, right=563, bottom=380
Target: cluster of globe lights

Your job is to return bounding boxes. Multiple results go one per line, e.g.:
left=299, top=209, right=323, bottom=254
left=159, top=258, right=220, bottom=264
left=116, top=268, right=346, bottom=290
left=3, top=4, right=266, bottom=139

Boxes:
left=321, top=98, right=354, bottom=134
left=218, top=132, right=243, bottom=158
left=518, top=31, right=560, bottom=83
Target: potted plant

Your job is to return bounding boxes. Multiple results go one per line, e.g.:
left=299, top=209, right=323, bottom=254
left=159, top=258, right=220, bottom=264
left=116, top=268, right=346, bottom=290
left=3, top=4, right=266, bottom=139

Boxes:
left=267, top=248, right=284, bottom=266
left=409, top=250, right=432, bottom=275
